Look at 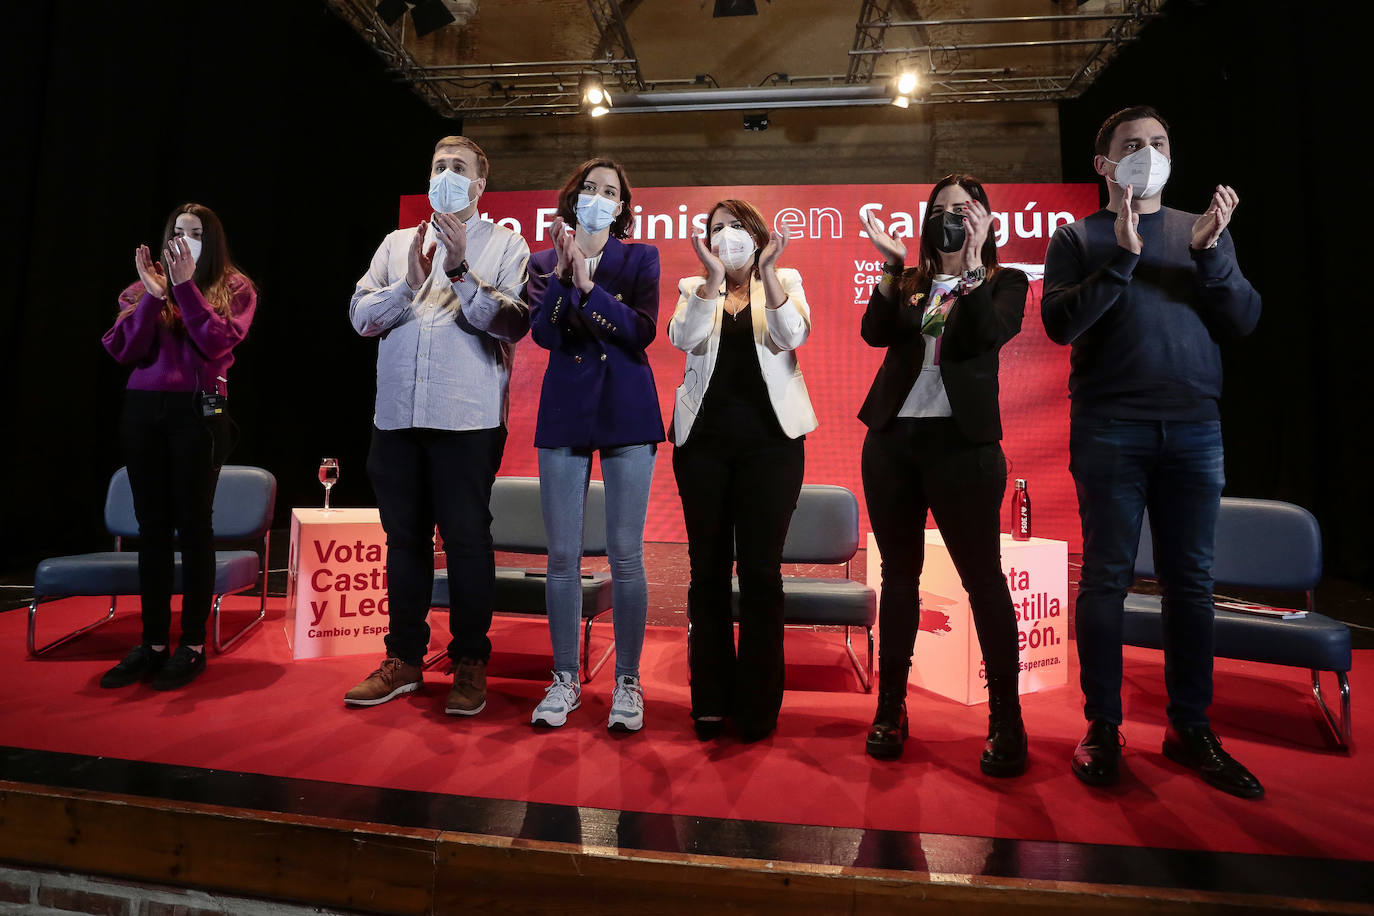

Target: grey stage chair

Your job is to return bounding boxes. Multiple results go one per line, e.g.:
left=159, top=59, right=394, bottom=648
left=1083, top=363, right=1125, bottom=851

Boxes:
left=29, top=465, right=277, bottom=656
left=1122, top=497, right=1352, bottom=749
left=726, top=483, right=878, bottom=691
left=428, top=476, right=614, bottom=682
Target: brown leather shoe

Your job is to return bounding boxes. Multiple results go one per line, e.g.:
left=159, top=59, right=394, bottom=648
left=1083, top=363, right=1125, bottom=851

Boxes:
left=344, top=657, right=422, bottom=707
left=446, top=657, right=488, bottom=716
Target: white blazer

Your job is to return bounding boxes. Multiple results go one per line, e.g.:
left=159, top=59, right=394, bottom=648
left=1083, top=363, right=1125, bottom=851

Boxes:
left=667, top=267, right=819, bottom=447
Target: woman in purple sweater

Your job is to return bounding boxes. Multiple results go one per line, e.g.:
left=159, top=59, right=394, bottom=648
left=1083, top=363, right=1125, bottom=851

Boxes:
left=100, top=203, right=256, bottom=690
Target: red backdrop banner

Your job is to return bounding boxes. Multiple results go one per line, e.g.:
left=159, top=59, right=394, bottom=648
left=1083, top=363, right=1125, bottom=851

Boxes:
left=398, top=183, right=1099, bottom=549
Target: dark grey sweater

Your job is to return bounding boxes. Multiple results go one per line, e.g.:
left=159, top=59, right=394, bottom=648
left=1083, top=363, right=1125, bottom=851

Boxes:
left=1041, top=206, right=1261, bottom=420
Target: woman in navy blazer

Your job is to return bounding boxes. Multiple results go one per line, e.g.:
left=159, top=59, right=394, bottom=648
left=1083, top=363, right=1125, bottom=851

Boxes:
left=522, top=158, right=664, bottom=733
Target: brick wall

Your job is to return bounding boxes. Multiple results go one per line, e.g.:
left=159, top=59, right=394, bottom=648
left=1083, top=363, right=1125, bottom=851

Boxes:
left=0, top=866, right=366, bottom=916
left=465, top=101, right=1062, bottom=193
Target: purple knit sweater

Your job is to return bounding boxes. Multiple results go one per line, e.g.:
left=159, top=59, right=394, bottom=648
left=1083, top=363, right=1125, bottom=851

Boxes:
left=102, top=274, right=255, bottom=394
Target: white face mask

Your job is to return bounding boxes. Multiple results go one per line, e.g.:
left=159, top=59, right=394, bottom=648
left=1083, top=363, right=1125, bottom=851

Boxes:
left=575, top=193, right=619, bottom=234
left=714, top=226, right=757, bottom=272
left=179, top=237, right=203, bottom=262
left=1105, top=146, right=1171, bottom=199
left=428, top=169, right=474, bottom=214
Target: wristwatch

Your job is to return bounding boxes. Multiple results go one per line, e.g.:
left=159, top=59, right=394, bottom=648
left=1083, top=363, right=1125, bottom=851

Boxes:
left=961, top=265, right=986, bottom=286
left=881, top=261, right=904, bottom=279
left=445, top=260, right=469, bottom=282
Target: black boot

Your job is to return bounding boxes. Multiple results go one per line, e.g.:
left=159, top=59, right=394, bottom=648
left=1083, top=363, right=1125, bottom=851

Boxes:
left=865, top=664, right=909, bottom=760
left=980, top=677, right=1027, bottom=777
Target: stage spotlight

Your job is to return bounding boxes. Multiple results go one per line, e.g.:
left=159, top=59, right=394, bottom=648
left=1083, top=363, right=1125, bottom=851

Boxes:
left=713, top=0, right=758, bottom=16
left=896, top=71, right=918, bottom=95
left=376, top=0, right=410, bottom=26
left=409, top=0, right=455, bottom=37
left=580, top=75, right=612, bottom=115
left=891, top=95, right=910, bottom=109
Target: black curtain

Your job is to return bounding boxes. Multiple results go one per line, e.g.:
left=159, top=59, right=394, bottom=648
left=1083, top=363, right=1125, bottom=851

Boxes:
left=1, top=1, right=452, bottom=569
left=1058, top=0, right=1369, bottom=584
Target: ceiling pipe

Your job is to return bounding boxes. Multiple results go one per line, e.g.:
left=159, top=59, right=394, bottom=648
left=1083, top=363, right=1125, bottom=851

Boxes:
left=608, top=84, right=897, bottom=113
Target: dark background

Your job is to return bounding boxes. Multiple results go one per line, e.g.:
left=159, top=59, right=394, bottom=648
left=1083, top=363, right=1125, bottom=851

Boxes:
left=2, top=1, right=1368, bottom=589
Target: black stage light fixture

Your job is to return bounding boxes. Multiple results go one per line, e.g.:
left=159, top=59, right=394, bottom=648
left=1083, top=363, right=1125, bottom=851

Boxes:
left=743, top=112, right=769, bottom=131
left=376, top=0, right=410, bottom=26
left=714, top=0, right=759, bottom=17
left=410, top=0, right=456, bottom=37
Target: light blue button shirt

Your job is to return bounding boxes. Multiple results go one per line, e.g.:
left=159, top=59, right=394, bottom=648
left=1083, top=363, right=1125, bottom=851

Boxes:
left=350, top=213, right=530, bottom=431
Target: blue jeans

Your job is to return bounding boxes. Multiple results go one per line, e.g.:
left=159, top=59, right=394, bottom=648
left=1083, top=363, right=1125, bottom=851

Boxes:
left=1070, top=417, right=1224, bottom=728
left=538, top=444, right=656, bottom=679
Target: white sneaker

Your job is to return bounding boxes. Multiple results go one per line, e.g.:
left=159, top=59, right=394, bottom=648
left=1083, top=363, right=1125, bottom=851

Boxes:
left=607, top=675, right=645, bottom=732
left=531, top=671, right=580, bottom=727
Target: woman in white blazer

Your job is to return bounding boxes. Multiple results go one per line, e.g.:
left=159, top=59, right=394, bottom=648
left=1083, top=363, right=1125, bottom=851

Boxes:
left=668, top=198, right=817, bottom=742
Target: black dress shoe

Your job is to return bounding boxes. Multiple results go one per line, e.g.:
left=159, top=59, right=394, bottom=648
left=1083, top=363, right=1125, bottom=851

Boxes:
left=99, top=645, right=169, bottom=689
left=1071, top=719, right=1122, bottom=786
left=1162, top=724, right=1265, bottom=800
left=151, top=645, right=206, bottom=691
left=980, top=690, right=1028, bottom=778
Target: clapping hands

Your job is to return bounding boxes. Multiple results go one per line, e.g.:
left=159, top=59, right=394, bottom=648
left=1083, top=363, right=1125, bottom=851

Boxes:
left=1191, top=185, right=1239, bottom=251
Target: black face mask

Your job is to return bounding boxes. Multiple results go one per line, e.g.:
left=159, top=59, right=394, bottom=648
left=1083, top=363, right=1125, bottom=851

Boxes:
left=923, top=210, right=967, bottom=253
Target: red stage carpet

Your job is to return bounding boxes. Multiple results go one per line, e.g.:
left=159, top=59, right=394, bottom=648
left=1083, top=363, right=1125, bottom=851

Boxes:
left=4, top=597, right=1370, bottom=862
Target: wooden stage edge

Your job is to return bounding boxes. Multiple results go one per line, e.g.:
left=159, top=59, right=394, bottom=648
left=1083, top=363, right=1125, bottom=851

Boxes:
left=0, top=779, right=1363, bottom=916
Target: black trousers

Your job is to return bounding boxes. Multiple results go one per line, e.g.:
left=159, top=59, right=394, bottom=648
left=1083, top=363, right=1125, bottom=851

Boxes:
left=120, top=389, right=231, bottom=647
left=862, top=418, right=1020, bottom=686
left=367, top=424, right=506, bottom=667
left=673, top=430, right=804, bottom=732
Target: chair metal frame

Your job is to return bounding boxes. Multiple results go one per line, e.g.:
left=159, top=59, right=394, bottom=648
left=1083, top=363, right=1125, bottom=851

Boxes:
left=1302, top=588, right=1353, bottom=750
left=836, top=554, right=875, bottom=691
left=28, top=468, right=273, bottom=657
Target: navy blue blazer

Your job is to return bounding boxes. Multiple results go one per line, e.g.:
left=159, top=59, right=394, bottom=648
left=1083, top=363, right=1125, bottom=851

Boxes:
left=524, top=236, right=666, bottom=449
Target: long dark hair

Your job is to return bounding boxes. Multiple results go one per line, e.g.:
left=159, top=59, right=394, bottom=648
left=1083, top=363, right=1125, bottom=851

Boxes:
left=556, top=158, right=634, bottom=239
left=123, top=202, right=253, bottom=324
left=162, top=202, right=252, bottom=316
left=900, top=174, right=1000, bottom=302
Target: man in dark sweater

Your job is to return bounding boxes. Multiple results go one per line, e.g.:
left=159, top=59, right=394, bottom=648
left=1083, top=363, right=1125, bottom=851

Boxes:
left=1043, top=106, right=1263, bottom=799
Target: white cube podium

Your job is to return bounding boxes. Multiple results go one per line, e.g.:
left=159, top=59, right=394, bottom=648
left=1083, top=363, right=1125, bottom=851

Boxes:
left=286, top=508, right=392, bottom=660
left=865, top=530, right=1069, bottom=705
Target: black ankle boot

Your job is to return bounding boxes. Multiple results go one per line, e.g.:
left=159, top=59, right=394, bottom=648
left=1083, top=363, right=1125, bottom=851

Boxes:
left=866, top=665, right=910, bottom=760
left=980, top=678, right=1027, bottom=777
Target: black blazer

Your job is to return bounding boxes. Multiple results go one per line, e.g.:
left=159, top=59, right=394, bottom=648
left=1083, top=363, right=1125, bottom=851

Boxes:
left=857, top=267, right=1028, bottom=443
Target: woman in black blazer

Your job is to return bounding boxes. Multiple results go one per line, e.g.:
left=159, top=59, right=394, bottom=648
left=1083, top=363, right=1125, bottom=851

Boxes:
left=857, top=174, right=1029, bottom=776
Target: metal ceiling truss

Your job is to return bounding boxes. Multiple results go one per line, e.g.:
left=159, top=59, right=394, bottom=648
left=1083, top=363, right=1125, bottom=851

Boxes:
left=847, top=0, right=1165, bottom=105
left=329, top=0, right=1164, bottom=118
left=326, top=0, right=463, bottom=116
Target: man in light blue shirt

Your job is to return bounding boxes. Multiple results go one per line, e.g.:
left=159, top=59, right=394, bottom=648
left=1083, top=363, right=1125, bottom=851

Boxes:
left=345, top=135, right=530, bottom=717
